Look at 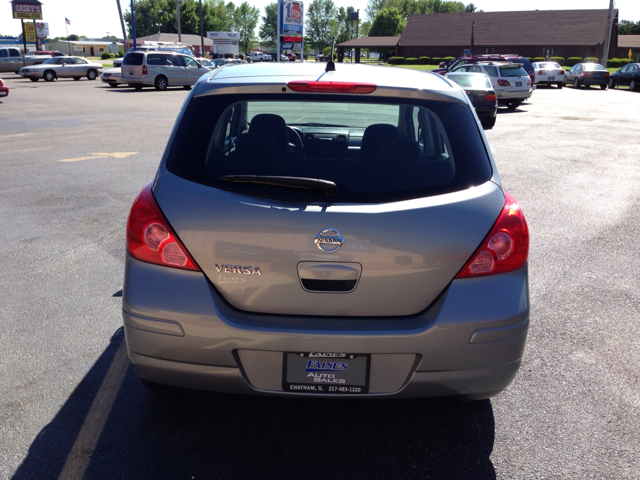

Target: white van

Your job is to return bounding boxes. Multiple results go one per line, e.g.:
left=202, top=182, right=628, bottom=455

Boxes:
left=121, top=51, right=211, bottom=90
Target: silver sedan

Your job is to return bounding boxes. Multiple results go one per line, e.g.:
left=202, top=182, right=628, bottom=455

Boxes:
left=19, top=56, right=103, bottom=82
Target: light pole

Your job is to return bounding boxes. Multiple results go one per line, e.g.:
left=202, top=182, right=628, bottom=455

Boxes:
left=176, top=0, right=181, bottom=43
left=157, top=9, right=163, bottom=34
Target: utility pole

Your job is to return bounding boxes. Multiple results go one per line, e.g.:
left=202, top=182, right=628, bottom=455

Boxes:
left=198, top=0, right=204, bottom=55
left=176, top=0, right=182, bottom=43
left=470, top=20, right=475, bottom=56
left=116, top=0, right=128, bottom=51
left=601, top=0, right=614, bottom=68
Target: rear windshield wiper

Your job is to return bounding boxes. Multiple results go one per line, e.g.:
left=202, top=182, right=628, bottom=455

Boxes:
left=288, top=122, right=349, bottom=127
left=218, top=175, right=337, bottom=195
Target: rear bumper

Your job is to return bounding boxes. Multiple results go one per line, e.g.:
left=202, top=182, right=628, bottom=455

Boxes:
left=497, top=89, right=533, bottom=101
left=123, top=255, right=530, bottom=399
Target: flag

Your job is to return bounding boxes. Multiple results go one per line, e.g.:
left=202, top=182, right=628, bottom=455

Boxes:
left=65, top=18, right=71, bottom=25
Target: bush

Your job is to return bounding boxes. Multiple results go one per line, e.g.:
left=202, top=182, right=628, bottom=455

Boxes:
left=607, top=58, right=621, bottom=68
left=442, top=56, right=456, bottom=62
left=117, top=50, right=125, bottom=57
left=525, top=57, right=532, bottom=61
left=430, top=56, right=442, bottom=65
left=101, top=51, right=112, bottom=60
left=549, top=56, right=565, bottom=65
left=389, top=57, right=404, bottom=65
left=532, top=57, right=545, bottom=63
left=584, top=57, right=598, bottom=63
left=404, top=57, right=418, bottom=65
left=418, top=56, right=430, bottom=64
left=567, top=57, right=582, bottom=67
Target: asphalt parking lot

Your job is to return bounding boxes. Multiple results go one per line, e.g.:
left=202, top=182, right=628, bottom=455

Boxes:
left=1, top=72, right=639, bottom=479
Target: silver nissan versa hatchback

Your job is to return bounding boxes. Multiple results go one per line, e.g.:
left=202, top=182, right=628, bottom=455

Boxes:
left=123, top=62, right=530, bottom=399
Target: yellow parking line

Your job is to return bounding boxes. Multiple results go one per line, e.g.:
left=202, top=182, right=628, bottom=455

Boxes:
left=0, top=133, right=34, bottom=139
left=58, top=341, right=129, bottom=480
left=0, top=147, right=52, bottom=154
left=59, top=152, right=138, bottom=162
left=59, top=155, right=109, bottom=163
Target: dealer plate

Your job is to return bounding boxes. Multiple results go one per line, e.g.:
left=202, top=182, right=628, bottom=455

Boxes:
left=283, top=352, right=370, bottom=394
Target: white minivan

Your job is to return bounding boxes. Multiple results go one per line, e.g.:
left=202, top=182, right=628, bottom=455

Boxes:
left=121, top=51, right=211, bottom=91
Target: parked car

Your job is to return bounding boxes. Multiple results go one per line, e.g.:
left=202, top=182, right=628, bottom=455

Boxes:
left=100, top=67, right=128, bottom=87
left=565, top=63, right=609, bottom=89
left=246, top=52, right=271, bottom=62
left=498, top=56, right=535, bottom=84
left=445, top=72, right=498, bottom=128
left=0, top=78, right=8, bottom=97
left=122, top=62, right=530, bottom=400
left=18, top=56, right=103, bottom=82
left=26, top=50, right=65, bottom=57
left=531, top=61, right=565, bottom=88
left=452, top=62, right=533, bottom=110
left=0, top=47, right=55, bottom=73
left=433, top=55, right=508, bottom=75
left=121, top=51, right=212, bottom=90
left=608, top=62, right=640, bottom=91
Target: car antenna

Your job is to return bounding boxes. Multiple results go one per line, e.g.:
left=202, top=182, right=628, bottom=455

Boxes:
left=325, top=37, right=336, bottom=72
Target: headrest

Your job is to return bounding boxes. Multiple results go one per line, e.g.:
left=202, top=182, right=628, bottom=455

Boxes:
left=361, top=124, right=399, bottom=161
left=249, top=114, right=289, bottom=152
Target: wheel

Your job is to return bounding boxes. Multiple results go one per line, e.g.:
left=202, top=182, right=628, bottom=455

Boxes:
left=506, top=101, right=521, bottom=111
left=286, top=126, right=304, bottom=152
left=557, top=82, right=563, bottom=89
left=630, top=80, right=636, bottom=91
left=29, top=78, right=39, bottom=82
left=109, top=84, right=117, bottom=88
left=43, top=70, right=56, bottom=82
left=73, top=77, right=81, bottom=81
left=609, top=78, right=615, bottom=89
left=600, top=84, right=607, bottom=90
left=574, top=78, right=580, bottom=88
left=182, top=85, right=192, bottom=90
left=133, top=85, right=143, bottom=90
left=154, top=75, right=168, bottom=90
left=86, top=70, right=97, bottom=81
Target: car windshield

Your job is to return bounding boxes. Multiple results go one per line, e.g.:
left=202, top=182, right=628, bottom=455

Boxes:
left=166, top=95, right=492, bottom=203
left=584, top=64, right=606, bottom=71
left=42, top=57, right=65, bottom=65
left=500, top=65, right=528, bottom=77
left=448, top=74, right=492, bottom=89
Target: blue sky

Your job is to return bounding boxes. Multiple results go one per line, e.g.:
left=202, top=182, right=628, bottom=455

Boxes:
left=2, top=0, right=638, bottom=40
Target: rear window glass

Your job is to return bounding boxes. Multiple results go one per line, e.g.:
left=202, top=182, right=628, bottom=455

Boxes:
left=123, top=52, right=144, bottom=66
left=539, top=62, right=561, bottom=69
left=500, top=66, right=528, bottom=77
left=166, top=94, right=492, bottom=203
left=584, top=64, right=606, bottom=71
left=448, top=74, right=491, bottom=89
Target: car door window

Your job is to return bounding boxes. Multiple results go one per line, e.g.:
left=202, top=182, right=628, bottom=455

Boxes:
left=74, top=58, right=87, bottom=64
left=147, top=54, right=164, bottom=66
left=184, top=57, right=198, bottom=67
left=10, top=48, right=21, bottom=57
left=171, top=56, right=186, bottom=67
left=0, top=49, right=7, bottom=58
left=468, top=66, right=482, bottom=73
left=483, top=66, right=498, bottom=77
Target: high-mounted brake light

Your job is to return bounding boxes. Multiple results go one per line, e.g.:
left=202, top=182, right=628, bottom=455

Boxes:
left=456, top=191, right=529, bottom=279
left=126, top=182, right=201, bottom=271
left=287, top=81, right=377, bottom=94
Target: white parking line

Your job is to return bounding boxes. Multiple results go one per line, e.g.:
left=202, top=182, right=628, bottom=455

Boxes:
left=58, top=341, right=129, bottom=480
left=0, top=133, right=34, bottom=139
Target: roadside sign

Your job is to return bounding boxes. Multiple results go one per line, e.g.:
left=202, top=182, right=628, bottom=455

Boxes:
left=12, top=2, right=43, bottom=19
left=25, top=32, right=36, bottom=42
left=24, top=22, right=35, bottom=32
left=283, top=1, right=303, bottom=34
left=464, top=49, right=472, bottom=57
left=108, top=43, right=119, bottom=54
left=629, top=49, right=633, bottom=60
left=280, top=42, right=294, bottom=50
left=36, top=22, right=48, bottom=38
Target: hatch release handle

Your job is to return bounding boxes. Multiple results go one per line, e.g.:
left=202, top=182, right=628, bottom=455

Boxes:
left=297, top=262, right=362, bottom=293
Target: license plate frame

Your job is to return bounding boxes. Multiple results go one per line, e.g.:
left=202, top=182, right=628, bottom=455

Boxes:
left=283, top=352, right=370, bottom=394
left=516, top=81, right=522, bottom=87
left=548, top=76, right=555, bottom=80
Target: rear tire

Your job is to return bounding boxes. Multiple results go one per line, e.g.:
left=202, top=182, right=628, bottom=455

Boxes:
left=609, top=78, right=615, bottom=89
left=506, top=101, right=521, bottom=111
left=29, top=78, right=39, bottom=82
left=182, top=85, right=192, bottom=90
left=630, top=80, right=637, bottom=91
left=43, top=70, right=55, bottom=82
left=154, top=75, right=168, bottom=91
left=87, top=69, right=97, bottom=80
left=600, top=84, right=607, bottom=90
left=574, top=78, right=580, bottom=88
left=109, top=84, right=117, bottom=88
left=73, top=77, right=81, bottom=81
left=557, top=82, right=563, bottom=89
left=482, top=117, right=496, bottom=129
left=133, top=85, right=143, bottom=90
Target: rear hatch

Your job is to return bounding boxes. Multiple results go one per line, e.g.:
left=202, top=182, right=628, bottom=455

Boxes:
left=155, top=75, right=502, bottom=317
left=121, top=52, right=144, bottom=82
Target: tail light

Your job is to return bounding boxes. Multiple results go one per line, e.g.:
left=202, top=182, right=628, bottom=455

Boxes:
left=484, top=93, right=497, bottom=103
left=497, top=79, right=511, bottom=87
left=604, top=72, right=610, bottom=78
left=527, top=78, right=532, bottom=85
left=537, top=70, right=545, bottom=75
left=456, top=192, right=529, bottom=278
left=126, top=182, right=201, bottom=271
left=559, top=70, right=564, bottom=75
left=142, top=65, right=148, bottom=75
left=583, top=72, right=591, bottom=77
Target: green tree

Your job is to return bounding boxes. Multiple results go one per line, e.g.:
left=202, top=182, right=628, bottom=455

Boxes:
left=618, top=20, right=640, bottom=35
left=259, top=2, right=278, bottom=48
left=336, top=6, right=356, bottom=43
left=369, top=7, right=405, bottom=37
left=233, top=2, right=259, bottom=52
left=306, top=0, right=338, bottom=52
